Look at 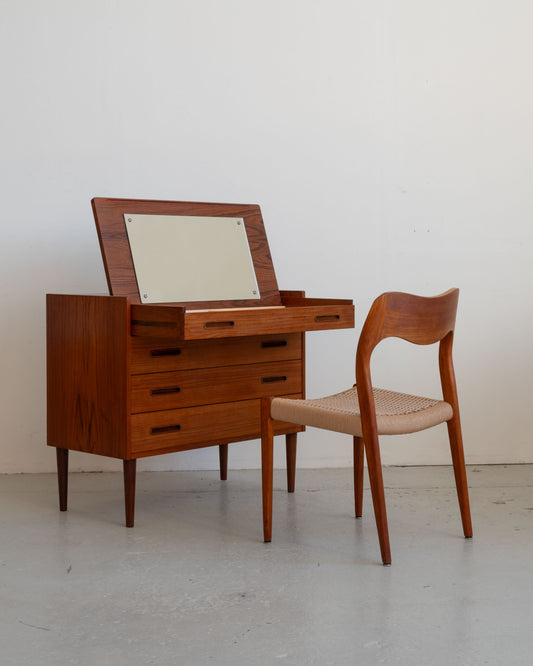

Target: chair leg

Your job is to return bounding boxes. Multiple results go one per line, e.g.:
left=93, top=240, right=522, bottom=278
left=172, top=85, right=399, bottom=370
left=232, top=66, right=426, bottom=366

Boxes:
left=363, top=433, right=391, bottom=565
left=56, top=447, right=69, bottom=512
left=286, top=432, right=297, bottom=493
left=261, top=398, right=274, bottom=542
left=123, top=459, right=137, bottom=528
left=219, top=444, right=228, bottom=481
left=353, top=436, right=364, bottom=517
left=447, top=417, right=473, bottom=538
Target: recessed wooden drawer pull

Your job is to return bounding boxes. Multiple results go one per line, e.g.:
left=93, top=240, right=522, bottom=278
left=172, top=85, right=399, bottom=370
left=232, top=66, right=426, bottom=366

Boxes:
left=151, top=348, right=181, bottom=357
left=314, top=314, right=340, bottom=323
left=204, top=321, right=235, bottom=329
left=150, top=424, right=181, bottom=435
left=261, top=340, right=288, bottom=348
left=150, top=386, right=181, bottom=396
left=261, top=375, right=287, bottom=384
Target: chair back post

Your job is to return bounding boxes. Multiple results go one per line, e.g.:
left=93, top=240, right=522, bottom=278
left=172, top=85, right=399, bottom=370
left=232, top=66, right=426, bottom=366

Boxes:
left=438, top=330, right=459, bottom=415
left=354, top=296, right=385, bottom=438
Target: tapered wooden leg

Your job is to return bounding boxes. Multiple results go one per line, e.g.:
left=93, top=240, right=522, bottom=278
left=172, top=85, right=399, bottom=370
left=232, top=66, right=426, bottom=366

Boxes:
left=285, top=432, right=297, bottom=493
left=353, top=436, right=364, bottom=517
left=219, top=444, right=228, bottom=481
left=447, top=417, right=473, bottom=538
left=56, top=447, right=69, bottom=512
left=363, top=433, right=391, bottom=565
left=123, top=459, right=137, bottom=528
left=261, top=398, right=274, bottom=542
left=439, top=335, right=472, bottom=538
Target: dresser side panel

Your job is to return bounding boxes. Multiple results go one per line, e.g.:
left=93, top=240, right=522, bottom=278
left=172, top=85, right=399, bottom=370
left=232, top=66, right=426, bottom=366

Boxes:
left=47, top=294, right=130, bottom=459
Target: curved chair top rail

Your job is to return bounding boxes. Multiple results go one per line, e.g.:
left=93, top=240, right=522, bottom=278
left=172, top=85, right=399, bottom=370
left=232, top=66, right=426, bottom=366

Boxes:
left=358, top=288, right=459, bottom=354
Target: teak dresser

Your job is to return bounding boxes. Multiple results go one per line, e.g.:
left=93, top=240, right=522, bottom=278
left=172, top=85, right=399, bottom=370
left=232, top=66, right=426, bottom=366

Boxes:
left=47, top=198, right=354, bottom=526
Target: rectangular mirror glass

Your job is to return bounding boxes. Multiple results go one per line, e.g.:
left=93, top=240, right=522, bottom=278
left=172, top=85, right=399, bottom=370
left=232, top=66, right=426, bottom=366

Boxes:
left=124, top=214, right=260, bottom=304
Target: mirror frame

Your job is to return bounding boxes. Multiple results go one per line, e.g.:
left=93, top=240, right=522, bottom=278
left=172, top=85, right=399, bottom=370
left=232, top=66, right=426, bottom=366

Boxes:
left=92, top=198, right=282, bottom=309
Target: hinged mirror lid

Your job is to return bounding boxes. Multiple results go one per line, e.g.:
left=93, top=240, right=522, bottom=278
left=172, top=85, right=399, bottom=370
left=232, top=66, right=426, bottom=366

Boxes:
left=92, top=198, right=281, bottom=309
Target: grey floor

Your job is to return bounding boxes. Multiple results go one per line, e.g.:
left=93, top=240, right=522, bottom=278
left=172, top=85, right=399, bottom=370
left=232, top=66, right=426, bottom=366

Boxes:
left=1, top=465, right=532, bottom=665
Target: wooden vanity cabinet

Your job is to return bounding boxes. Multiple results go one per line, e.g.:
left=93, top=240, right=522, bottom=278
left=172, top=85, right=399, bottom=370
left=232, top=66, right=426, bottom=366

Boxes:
left=47, top=199, right=354, bottom=526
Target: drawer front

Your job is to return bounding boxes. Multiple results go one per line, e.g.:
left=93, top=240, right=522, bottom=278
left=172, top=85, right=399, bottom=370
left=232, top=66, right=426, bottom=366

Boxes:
left=181, top=303, right=354, bottom=339
left=131, top=360, right=302, bottom=413
left=131, top=396, right=302, bottom=454
left=130, top=333, right=302, bottom=374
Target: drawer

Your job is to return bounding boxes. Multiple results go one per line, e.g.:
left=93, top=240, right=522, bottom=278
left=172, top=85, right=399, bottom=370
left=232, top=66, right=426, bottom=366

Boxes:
left=130, top=396, right=303, bottom=454
left=130, top=360, right=303, bottom=413
left=130, top=301, right=354, bottom=340
left=130, top=333, right=302, bottom=374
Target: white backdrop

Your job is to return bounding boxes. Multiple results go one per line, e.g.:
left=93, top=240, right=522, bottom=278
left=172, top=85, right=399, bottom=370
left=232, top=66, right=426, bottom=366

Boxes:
left=1, top=0, right=532, bottom=472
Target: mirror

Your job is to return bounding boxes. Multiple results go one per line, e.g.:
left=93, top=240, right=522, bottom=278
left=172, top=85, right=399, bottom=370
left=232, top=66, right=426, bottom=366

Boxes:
left=124, top=214, right=260, bottom=304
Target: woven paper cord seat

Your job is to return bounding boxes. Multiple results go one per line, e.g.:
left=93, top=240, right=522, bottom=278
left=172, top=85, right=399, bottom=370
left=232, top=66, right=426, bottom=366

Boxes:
left=271, top=387, right=453, bottom=437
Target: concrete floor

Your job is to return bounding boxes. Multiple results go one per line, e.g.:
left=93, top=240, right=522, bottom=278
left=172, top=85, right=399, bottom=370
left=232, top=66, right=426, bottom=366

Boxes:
left=1, top=465, right=532, bottom=665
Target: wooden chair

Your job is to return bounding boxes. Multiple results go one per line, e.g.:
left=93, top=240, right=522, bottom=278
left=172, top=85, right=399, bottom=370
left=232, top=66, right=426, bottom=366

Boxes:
left=261, top=288, right=472, bottom=564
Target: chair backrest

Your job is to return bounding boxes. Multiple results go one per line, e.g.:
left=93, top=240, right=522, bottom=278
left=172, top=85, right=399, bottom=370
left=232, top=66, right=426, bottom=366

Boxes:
left=355, top=289, right=460, bottom=417
left=358, top=289, right=459, bottom=353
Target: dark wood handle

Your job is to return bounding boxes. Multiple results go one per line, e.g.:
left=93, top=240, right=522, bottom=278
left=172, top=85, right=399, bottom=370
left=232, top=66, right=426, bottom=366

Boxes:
left=204, top=321, right=235, bottom=329
left=151, top=348, right=182, bottom=357
left=314, top=314, right=340, bottom=323
left=261, top=376, right=287, bottom=384
left=150, top=424, right=181, bottom=435
left=150, top=387, right=181, bottom=396
left=261, top=340, right=288, bottom=348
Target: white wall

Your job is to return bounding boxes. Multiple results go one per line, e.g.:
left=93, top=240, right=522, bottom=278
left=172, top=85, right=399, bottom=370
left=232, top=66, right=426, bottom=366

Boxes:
left=1, top=0, right=532, bottom=473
